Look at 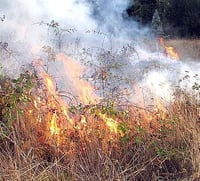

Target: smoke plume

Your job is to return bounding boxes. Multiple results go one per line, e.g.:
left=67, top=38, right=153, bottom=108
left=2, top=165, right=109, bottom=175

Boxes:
left=0, top=0, right=199, bottom=105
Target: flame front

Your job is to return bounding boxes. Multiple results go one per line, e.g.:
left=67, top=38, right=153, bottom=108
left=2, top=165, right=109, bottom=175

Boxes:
left=159, top=37, right=180, bottom=60
left=31, top=53, right=170, bottom=146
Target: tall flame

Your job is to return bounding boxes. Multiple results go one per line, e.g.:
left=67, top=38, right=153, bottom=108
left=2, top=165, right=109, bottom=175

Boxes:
left=56, top=53, right=99, bottom=105
left=159, top=37, right=180, bottom=60
left=33, top=59, right=73, bottom=144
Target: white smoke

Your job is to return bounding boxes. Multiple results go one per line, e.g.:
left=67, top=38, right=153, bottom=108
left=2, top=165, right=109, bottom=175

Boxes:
left=0, top=0, right=199, bottom=105
left=0, top=0, right=147, bottom=51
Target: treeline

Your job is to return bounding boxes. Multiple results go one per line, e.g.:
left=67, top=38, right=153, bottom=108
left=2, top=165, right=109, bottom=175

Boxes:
left=127, top=0, right=200, bottom=38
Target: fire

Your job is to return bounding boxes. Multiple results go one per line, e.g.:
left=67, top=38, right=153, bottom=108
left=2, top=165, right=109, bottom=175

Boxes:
left=32, top=54, right=101, bottom=144
left=30, top=53, right=170, bottom=146
left=40, top=71, right=56, bottom=95
left=33, top=59, right=74, bottom=144
left=50, top=113, right=60, bottom=135
left=159, top=37, right=180, bottom=60
left=99, top=113, right=119, bottom=134
left=56, top=53, right=99, bottom=105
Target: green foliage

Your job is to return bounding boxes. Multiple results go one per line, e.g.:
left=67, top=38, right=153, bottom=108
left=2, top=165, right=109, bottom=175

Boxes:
left=134, top=126, right=146, bottom=145
left=134, top=135, right=143, bottom=144
left=118, top=122, right=130, bottom=143
left=101, top=102, right=118, bottom=117
left=192, top=82, right=200, bottom=91
left=0, top=72, right=35, bottom=127
left=69, top=104, right=85, bottom=114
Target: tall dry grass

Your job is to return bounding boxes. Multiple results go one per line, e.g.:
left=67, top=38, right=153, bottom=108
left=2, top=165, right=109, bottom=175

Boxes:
left=0, top=37, right=200, bottom=180
left=0, top=72, right=200, bottom=181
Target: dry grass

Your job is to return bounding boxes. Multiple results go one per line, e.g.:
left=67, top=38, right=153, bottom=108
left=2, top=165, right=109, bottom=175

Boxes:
left=0, top=72, right=200, bottom=181
left=165, top=39, right=200, bottom=61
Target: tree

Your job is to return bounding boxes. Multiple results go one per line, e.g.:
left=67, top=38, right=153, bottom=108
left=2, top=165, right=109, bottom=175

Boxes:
left=151, top=9, right=164, bottom=36
left=127, top=0, right=200, bottom=37
left=127, top=0, right=157, bottom=24
left=167, top=0, right=200, bottom=37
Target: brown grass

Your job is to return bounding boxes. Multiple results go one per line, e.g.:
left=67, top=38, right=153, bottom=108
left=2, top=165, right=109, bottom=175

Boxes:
left=165, top=39, right=200, bottom=61
left=0, top=74, right=200, bottom=181
left=0, top=39, right=200, bottom=180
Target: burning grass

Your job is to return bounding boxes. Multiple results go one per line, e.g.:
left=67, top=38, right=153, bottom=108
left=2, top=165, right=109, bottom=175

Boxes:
left=0, top=68, right=200, bottom=180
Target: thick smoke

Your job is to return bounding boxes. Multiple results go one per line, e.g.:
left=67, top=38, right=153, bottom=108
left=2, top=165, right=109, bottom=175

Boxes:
left=0, top=0, right=146, bottom=52
left=0, top=0, right=199, bottom=105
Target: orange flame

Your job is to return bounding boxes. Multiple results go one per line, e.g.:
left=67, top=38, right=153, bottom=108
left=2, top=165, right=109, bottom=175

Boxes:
left=99, top=113, right=119, bottom=134
left=33, top=60, right=74, bottom=144
left=31, top=53, right=170, bottom=146
left=56, top=53, right=99, bottom=105
left=50, top=113, right=60, bottom=136
left=159, top=38, right=180, bottom=60
left=40, top=71, right=56, bottom=95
